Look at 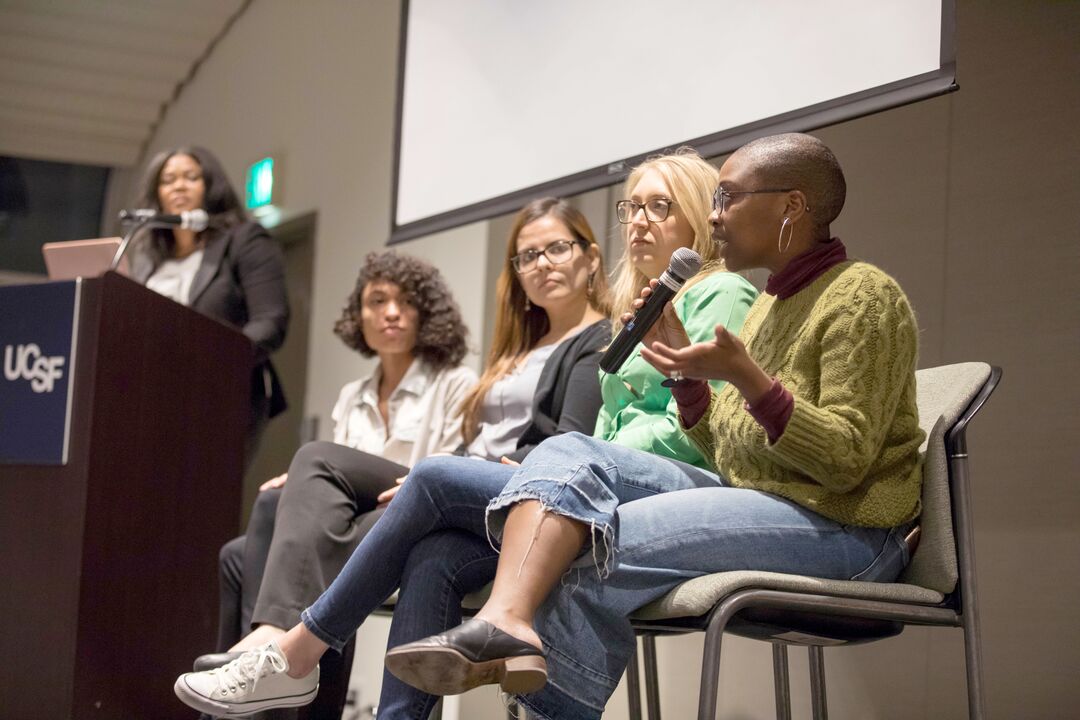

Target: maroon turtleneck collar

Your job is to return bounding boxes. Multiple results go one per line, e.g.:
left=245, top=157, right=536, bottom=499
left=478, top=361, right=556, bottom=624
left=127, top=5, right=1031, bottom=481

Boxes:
left=765, top=238, right=848, bottom=299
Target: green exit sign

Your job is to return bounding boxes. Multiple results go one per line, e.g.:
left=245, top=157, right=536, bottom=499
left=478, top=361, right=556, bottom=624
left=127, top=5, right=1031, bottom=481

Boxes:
left=245, top=157, right=275, bottom=210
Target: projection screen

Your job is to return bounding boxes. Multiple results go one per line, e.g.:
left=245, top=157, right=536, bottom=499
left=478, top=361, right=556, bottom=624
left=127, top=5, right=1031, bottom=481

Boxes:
left=391, top=0, right=955, bottom=244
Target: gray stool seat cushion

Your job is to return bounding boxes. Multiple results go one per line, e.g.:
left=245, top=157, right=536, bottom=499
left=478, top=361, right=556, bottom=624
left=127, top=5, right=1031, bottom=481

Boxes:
left=631, top=570, right=944, bottom=622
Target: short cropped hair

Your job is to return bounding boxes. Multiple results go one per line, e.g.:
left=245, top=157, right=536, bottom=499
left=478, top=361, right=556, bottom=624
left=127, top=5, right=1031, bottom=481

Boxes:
left=333, top=251, right=468, bottom=370
left=734, top=133, right=847, bottom=231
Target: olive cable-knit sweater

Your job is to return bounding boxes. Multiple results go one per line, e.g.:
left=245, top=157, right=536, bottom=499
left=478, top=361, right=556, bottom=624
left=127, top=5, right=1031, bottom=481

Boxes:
left=685, top=260, right=924, bottom=528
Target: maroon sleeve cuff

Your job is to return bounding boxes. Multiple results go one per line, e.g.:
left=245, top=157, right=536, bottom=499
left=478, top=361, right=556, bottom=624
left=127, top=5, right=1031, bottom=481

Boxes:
left=671, top=379, right=711, bottom=428
left=744, top=378, right=794, bottom=443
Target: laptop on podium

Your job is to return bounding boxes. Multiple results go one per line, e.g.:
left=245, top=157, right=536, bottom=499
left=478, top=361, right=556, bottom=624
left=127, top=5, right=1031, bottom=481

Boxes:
left=41, top=238, right=129, bottom=280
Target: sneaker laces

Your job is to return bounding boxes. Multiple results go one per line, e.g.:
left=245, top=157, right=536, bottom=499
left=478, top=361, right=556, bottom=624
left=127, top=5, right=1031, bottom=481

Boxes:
left=212, top=644, right=288, bottom=696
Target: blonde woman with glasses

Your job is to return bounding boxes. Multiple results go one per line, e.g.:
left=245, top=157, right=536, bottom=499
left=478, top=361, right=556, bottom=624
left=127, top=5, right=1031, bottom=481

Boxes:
left=169, top=152, right=757, bottom=719
left=597, top=148, right=758, bottom=468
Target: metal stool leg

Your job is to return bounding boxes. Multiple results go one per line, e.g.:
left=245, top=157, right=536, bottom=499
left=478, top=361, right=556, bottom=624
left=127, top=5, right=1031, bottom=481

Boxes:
left=504, top=696, right=524, bottom=720
left=625, top=640, right=644, bottom=720
left=642, top=634, right=662, bottom=720
left=771, top=643, right=791, bottom=720
left=808, top=646, right=828, bottom=720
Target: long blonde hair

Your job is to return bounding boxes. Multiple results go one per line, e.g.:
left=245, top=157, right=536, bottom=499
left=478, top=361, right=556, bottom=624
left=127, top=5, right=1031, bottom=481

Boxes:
left=461, top=198, right=612, bottom=443
left=607, top=148, right=723, bottom=328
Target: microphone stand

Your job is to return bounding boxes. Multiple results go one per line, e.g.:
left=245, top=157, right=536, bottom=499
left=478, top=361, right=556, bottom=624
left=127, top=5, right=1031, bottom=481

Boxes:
left=110, top=217, right=152, bottom=271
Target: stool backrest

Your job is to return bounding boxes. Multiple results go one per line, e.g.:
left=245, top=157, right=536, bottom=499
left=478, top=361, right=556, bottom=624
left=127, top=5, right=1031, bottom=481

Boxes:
left=901, top=362, right=993, bottom=593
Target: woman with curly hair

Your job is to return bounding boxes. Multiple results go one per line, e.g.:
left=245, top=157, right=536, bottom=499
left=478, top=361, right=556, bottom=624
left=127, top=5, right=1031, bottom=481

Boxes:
left=175, top=135, right=922, bottom=720
left=206, top=250, right=476, bottom=662
left=187, top=197, right=614, bottom=689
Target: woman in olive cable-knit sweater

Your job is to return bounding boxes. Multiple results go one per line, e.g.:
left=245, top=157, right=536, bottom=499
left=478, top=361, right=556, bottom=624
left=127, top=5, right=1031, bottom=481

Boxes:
left=380, top=132, right=926, bottom=719
left=170, top=133, right=925, bottom=720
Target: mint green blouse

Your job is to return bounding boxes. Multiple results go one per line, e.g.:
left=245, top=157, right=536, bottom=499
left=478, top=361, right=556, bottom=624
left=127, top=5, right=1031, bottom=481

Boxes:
left=594, top=271, right=758, bottom=468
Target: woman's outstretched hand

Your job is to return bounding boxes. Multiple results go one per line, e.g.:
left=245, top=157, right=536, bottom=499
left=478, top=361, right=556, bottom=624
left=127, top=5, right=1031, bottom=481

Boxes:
left=641, top=324, right=773, bottom=403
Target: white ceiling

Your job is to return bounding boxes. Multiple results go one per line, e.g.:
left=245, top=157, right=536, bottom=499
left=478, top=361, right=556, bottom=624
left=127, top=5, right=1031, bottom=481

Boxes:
left=0, top=0, right=248, bottom=168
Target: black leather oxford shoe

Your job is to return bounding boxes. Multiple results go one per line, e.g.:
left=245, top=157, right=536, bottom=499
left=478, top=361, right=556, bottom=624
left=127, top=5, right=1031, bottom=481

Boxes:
left=384, top=618, right=547, bottom=695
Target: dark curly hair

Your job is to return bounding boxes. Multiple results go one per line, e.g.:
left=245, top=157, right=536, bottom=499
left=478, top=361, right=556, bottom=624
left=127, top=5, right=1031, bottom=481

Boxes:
left=334, top=251, right=468, bottom=370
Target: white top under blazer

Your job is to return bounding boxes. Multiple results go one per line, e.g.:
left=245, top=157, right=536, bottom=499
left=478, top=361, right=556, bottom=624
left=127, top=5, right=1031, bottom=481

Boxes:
left=331, top=360, right=477, bottom=468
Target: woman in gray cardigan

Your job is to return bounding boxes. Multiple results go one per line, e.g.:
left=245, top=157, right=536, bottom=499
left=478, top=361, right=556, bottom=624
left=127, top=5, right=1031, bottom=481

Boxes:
left=182, top=198, right=613, bottom=697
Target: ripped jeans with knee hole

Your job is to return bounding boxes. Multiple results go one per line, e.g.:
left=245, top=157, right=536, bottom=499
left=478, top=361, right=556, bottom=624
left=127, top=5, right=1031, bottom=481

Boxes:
left=484, top=432, right=910, bottom=720
left=302, top=433, right=909, bottom=720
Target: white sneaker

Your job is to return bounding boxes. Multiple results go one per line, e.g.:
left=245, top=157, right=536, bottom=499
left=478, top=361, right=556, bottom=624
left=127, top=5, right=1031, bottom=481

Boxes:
left=173, top=641, right=319, bottom=716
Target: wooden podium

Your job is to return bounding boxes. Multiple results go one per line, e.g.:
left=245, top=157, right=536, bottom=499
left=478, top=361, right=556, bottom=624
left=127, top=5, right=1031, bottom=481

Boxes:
left=0, top=272, right=251, bottom=719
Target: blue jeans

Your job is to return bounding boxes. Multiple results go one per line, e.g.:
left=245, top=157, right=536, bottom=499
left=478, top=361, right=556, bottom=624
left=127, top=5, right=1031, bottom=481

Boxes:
left=303, top=434, right=910, bottom=720
left=300, top=456, right=509, bottom=651
left=377, top=530, right=498, bottom=719
left=488, top=433, right=910, bottom=719
left=300, top=455, right=509, bottom=719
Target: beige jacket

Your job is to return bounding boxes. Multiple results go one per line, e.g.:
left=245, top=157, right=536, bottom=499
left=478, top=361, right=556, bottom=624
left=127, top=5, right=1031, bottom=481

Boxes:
left=331, top=361, right=477, bottom=468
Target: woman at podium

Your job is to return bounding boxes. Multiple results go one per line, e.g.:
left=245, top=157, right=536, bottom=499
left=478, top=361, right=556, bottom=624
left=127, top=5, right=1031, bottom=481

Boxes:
left=128, top=145, right=289, bottom=465
left=184, top=198, right=615, bottom=716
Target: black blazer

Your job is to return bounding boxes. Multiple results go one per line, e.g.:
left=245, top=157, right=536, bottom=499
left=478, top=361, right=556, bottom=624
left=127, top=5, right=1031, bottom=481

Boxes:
left=130, top=220, right=290, bottom=419
left=504, top=318, right=612, bottom=462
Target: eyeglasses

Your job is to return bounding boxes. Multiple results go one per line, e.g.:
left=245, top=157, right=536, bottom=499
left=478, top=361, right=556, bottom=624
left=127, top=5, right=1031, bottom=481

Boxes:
left=712, top=187, right=795, bottom=214
left=510, top=239, right=581, bottom=274
left=615, top=198, right=675, bottom=224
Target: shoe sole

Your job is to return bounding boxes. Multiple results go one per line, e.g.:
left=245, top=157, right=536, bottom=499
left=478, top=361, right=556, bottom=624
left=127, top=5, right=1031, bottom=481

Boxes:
left=173, top=675, right=319, bottom=716
left=385, top=645, right=547, bottom=695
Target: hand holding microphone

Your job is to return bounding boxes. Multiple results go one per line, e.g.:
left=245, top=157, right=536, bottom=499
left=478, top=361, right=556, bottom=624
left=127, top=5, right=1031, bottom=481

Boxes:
left=599, top=247, right=702, bottom=373
left=608, top=245, right=769, bottom=393
left=622, top=278, right=694, bottom=352
left=637, top=297, right=772, bottom=402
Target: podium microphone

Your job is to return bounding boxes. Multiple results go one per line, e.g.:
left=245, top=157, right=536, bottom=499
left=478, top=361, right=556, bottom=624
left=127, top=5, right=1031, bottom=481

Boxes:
left=599, top=247, right=702, bottom=374
left=111, top=208, right=210, bottom=270
left=118, top=208, right=210, bottom=231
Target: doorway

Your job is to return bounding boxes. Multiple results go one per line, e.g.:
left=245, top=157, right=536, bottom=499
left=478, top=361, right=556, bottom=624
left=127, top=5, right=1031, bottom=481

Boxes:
left=242, top=211, right=316, bottom=524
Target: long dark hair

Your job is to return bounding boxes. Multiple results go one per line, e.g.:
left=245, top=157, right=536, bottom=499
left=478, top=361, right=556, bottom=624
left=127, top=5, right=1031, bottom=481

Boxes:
left=132, top=145, right=247, bottom=263
left=459, top=197, right=611, bottom=442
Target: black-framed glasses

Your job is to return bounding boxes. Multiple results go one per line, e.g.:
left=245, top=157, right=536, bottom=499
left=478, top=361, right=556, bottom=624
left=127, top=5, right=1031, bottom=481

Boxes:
left=712, top=187, right=795, bottom=214
left=615, top=198, right=675, bottom=224
left=510, top=239, right=581, bottom=274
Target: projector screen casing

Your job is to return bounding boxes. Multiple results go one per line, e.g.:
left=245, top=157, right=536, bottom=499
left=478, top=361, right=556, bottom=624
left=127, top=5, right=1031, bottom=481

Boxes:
left=390, top=0, right=956, bottom=244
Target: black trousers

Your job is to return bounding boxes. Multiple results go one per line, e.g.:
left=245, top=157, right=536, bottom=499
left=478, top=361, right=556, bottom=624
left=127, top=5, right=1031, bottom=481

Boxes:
left=216, top=441, right=406, bottom=651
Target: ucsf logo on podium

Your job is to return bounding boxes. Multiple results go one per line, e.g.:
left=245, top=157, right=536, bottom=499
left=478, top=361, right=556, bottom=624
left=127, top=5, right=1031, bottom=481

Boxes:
left=4, top=343, right=65, bottom=393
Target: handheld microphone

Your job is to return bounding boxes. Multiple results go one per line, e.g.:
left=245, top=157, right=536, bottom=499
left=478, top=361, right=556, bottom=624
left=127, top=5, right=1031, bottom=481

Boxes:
left=599, top=247, right=702, bottom=374
left=118, top=208, right=210, bottom=232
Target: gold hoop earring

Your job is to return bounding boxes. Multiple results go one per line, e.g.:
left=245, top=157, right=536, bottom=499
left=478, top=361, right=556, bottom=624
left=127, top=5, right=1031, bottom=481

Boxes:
left=778, top=217, right=793, bottom=254
left=587, top=272, right=595, bottom=297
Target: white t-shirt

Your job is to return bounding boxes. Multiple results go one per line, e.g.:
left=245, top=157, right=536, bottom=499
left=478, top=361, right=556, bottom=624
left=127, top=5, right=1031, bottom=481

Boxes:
left=145, top=249, right=205, bottom=306
left=331, top=360, right=477, bottom=468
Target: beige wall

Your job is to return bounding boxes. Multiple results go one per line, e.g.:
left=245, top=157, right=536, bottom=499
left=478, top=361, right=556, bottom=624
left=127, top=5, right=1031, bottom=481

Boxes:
left=105, top=1, right=1080, bottom=717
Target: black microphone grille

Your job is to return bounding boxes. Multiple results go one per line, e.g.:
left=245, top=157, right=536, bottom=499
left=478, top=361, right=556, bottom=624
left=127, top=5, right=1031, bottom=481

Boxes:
left=669, top=247, right=702, bottom=280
